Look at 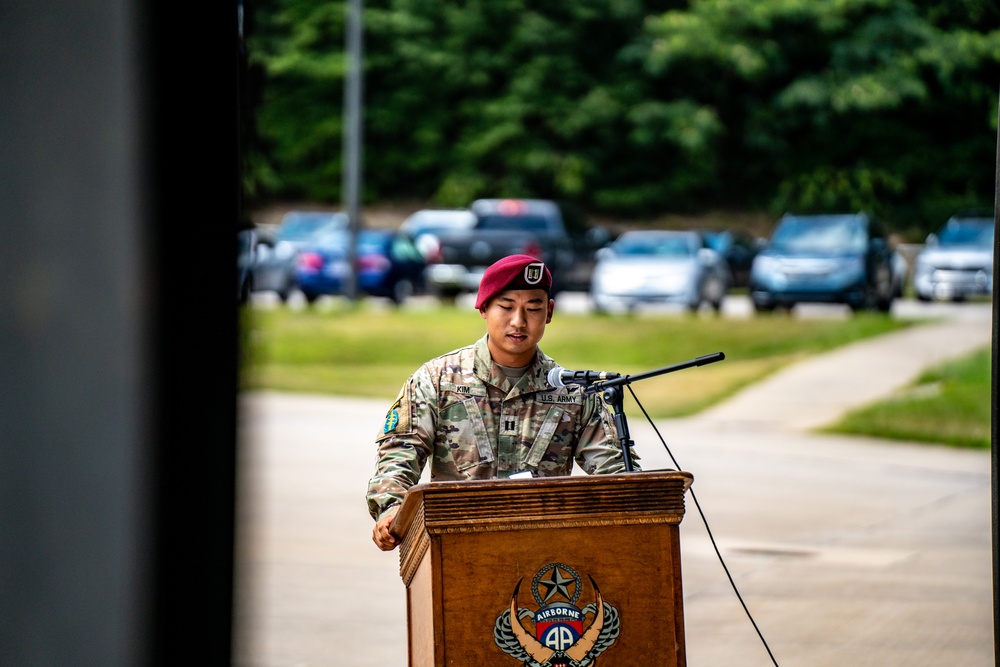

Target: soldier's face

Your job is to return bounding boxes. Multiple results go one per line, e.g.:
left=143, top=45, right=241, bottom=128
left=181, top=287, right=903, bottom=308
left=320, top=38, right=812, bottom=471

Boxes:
left=481, top=289, right=554, bottom=367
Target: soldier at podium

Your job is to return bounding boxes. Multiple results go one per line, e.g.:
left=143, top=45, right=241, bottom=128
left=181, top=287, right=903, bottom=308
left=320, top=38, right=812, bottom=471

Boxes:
left=367, top=253, right=639, bottom=551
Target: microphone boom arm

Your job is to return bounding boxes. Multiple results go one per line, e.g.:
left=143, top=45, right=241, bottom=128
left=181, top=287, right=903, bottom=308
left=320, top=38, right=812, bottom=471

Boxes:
left=591, top=352, right=725, bottom=473
left=587, top=352, right=725, bottom=394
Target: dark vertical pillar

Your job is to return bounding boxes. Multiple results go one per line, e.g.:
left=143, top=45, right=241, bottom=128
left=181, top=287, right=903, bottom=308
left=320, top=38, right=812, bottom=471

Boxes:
left=142, top=1, right=240, bottom=665
left=0, top=1, right=240, bottom=665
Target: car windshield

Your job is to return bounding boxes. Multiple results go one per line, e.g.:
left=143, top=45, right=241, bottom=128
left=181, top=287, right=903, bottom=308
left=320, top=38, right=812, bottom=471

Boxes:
left=770, top=216, right=866, bottom=253
left=937, top=219, right=994, bottom=247
left=403, top=211, right=474, bottom=236
left=612, top=233, right=695, bottom=258
left=278, top=213, right=348, bottom=242
left=309, top=229, right=387, bottom=253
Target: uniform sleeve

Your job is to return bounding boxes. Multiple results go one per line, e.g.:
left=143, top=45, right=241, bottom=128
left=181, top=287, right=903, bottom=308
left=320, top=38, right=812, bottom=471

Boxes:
left=366, top=368, right=438, bottom=520
left=573, top=392, right=641, bottom=474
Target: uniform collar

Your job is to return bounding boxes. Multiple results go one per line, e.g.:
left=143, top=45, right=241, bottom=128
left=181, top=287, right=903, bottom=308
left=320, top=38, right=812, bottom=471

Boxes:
left=474, top=334, right=557, bottom=393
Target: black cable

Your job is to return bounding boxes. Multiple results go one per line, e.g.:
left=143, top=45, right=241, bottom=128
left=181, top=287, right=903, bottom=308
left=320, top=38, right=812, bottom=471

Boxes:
left=627, top=385, right=781, bottom=667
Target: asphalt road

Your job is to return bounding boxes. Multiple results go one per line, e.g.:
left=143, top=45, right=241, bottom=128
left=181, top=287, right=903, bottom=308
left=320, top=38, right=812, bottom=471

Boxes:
left=232, top=300, right=993, bottom=667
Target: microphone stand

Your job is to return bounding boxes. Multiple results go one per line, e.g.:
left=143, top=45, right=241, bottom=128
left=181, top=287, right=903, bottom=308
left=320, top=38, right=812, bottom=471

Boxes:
left=586, top=352, right=726, bottom=473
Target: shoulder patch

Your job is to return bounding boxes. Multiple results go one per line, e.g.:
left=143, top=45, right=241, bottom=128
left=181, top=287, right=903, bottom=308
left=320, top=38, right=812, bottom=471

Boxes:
left=383, top=407, right=400, bottom=433
left=383, top=395, right=403, bottom=434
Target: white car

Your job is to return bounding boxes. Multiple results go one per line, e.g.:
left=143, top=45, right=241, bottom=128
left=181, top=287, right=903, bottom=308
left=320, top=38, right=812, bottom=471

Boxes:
left=399, top=209, right=476, bottom=262
left=590, top=230, right=731, bottom=313
left=913, top=214, right=994, bottom=302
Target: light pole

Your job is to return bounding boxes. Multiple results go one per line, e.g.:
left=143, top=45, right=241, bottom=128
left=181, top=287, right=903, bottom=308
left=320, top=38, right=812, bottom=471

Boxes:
left=342, top=0, right=364, bottom=301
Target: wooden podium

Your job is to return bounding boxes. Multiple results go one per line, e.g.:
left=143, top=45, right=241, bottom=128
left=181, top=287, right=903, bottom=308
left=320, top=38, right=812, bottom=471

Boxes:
left=390, top=470, right=694, bottom=666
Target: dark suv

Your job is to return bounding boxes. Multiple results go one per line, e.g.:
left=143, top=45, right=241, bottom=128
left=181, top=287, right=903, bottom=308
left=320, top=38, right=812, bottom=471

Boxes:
left=425, top=198, right=579, bottom=299
left=749, top=212, right=896, bottom=313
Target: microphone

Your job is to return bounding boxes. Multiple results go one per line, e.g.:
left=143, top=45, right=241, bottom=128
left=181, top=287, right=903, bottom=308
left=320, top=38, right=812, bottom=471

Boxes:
left=547, top=366, right=621, bottom=388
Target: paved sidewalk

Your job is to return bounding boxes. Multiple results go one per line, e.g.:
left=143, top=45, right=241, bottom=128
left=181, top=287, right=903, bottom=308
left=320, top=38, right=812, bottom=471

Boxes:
left=232, top=306, right=994, bottom=667
left=697, top=316, right=993, bottom=431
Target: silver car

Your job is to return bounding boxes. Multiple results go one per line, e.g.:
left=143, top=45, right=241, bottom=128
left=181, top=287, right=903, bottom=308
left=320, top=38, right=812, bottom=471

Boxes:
left=913, top=214, right=994, bottom=302
left=590, top=230, right=731, bottom=313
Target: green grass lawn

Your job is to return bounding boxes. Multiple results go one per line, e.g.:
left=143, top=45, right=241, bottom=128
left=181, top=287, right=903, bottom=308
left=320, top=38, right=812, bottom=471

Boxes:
left=242, top=302, right=992, bottom=447
left=241, top=302, right=912, bottom=419
left=823, top=345, right=993, bottom=449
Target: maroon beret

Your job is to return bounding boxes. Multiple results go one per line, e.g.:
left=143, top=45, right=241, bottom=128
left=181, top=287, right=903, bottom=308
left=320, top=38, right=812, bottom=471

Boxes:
left=475, top=254, right=552, bottom=309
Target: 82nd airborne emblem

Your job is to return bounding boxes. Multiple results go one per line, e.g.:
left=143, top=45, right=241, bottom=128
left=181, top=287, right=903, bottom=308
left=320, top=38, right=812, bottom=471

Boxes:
left=493, top=563, right=620, bottom=666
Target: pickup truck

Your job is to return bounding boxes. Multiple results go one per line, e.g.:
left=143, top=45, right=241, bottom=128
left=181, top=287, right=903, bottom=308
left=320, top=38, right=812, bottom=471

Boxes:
left=424, top=198, right=584, bottom=302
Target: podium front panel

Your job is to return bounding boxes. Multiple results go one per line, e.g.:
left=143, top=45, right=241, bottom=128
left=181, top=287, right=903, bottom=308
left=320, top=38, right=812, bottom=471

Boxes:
left=392, top=470, right=692, bottom=666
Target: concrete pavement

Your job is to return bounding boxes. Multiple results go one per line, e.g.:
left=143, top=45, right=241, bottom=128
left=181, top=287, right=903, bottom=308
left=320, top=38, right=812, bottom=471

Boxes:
left=231, top=302, right=994, bottom=667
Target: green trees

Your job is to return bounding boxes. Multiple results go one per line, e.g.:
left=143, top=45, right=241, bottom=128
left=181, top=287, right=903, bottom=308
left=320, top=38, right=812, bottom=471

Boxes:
left=246, top=0, right=999, bottom=235
left=643, top=0, right=1000, bottom=234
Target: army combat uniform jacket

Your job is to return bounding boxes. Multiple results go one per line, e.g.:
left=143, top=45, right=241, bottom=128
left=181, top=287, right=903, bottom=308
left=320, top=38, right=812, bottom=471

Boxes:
left=366, top=335, right=639, bottom=521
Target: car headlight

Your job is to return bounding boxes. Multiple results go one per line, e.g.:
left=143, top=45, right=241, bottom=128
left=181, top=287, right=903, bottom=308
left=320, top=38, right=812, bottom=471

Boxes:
left=750, top=255, right=779, bottom=278
left=913, top=256, right=933, bottom=276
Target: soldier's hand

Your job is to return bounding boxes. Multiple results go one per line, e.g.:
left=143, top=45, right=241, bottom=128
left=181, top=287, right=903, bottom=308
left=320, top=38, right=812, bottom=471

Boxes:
left=372, top=506, right=400, bottom=551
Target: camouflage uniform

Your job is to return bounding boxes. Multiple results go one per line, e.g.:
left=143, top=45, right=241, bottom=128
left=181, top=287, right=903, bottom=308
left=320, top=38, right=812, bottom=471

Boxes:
left=366, top=334, right=640, bottom=521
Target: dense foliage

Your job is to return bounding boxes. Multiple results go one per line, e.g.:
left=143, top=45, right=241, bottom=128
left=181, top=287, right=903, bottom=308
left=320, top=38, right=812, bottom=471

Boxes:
left=245, top=0, right=1000, bottom=237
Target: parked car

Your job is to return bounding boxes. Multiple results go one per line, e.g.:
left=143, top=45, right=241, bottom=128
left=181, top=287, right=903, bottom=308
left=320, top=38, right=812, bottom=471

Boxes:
left=294, top=228, right=427, bottom=305
left=590, top=229, right=731, bottom=313
left=399, top=209, right=476, bottom=262
left=913, top=214, right=994, bottom=302
left=252, top=211, right=348, bottom=301
left=237, top=228, right=256, bottom=305
left=749, top=212, right=896, bottom=313
left=696, top=228, right=762, bottom=288
left=425, top=198, right=579, bottom=301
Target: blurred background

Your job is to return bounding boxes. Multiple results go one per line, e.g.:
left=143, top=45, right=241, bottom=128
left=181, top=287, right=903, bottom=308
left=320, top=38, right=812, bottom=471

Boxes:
left=238, top=0, right=999, bottom=315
